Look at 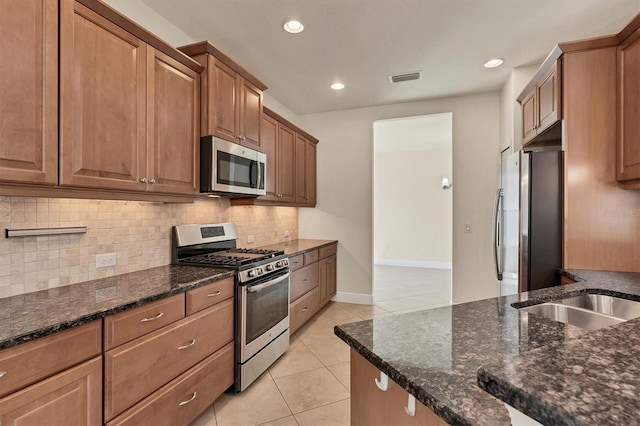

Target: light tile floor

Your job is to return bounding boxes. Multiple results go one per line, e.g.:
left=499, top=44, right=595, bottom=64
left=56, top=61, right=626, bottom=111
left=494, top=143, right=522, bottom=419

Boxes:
left=191, top=267, right=452, bottom=426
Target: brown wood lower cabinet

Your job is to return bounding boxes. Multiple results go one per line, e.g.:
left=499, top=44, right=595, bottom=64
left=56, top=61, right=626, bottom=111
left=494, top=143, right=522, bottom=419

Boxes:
left=288, top=243, right=338, bottom=334
left=107, top=343, right=234, bottom=426
left=290, top=288, right=319, bottom=334
left=0, top=357, right=102, bottom=426
left=351, top=350, right=446, bottom=426
left=104, top=298, right=234, bottom=421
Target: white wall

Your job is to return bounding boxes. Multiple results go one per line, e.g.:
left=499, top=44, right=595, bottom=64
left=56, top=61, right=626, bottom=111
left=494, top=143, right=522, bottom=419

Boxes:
left=299, top=93, right=501, bottom=304
left=373, top=115, right=452, bottom=267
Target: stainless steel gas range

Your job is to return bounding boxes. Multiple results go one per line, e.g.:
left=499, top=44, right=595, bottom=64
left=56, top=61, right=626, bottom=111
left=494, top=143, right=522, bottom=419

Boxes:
left=172, top=223, right=290, bottom=391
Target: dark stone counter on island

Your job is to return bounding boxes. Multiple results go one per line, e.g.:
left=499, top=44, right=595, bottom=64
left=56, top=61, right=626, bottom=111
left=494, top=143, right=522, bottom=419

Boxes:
left=335, top=269, right=640, bottom=425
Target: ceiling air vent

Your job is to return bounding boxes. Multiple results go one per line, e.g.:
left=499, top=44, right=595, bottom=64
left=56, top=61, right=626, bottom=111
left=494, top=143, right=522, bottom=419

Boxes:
left=388, top=71, right=422, bottom=84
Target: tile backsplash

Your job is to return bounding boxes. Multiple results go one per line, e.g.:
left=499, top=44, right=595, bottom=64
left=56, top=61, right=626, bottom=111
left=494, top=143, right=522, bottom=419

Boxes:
left=0, top=196, right=298, bottom=298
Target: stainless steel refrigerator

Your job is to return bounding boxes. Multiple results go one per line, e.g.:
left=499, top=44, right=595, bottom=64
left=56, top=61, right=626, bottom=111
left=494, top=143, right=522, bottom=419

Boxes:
left=494, top=149, right=563, bottom=296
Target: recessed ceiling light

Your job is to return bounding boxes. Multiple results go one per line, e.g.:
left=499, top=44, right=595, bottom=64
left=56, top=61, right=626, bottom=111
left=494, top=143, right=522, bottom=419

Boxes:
left=283, top=20, right=304, bottom=34
left=484, top=58, right=504, bottom=68
left=330, top=82, right=345, bottom=90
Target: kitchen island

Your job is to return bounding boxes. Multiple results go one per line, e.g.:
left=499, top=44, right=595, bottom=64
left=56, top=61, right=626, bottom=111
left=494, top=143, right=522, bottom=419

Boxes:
left=335, top=270, right=640, bottom=425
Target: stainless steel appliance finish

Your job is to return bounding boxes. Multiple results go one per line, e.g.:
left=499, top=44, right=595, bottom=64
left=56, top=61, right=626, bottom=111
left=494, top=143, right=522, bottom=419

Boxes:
left=560, top=294, right=640, bottom=320
left=200, top=136, right=266, bottom=197
left=519, top=302, right=625, bottom=331
left=172, top=222, right=289, bottom=392
left=494, top=150, right=563, bottom=295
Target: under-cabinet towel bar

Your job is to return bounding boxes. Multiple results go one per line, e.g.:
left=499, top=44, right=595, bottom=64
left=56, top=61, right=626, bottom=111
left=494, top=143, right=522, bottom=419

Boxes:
left=5, top=226, right=87, bottom=238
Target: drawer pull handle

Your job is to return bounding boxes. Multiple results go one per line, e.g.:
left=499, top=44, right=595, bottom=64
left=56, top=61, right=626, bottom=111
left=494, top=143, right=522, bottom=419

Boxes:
left=375, top=372, right=388, bottom=391
left=405, top=394, right=416, bottom=417
left=0, top=371, right=6, bottom=379
left=178, top=392, right=197, bottom=406
left=207, top=290, right=222, bottom=297
left=302, top=307, right=309, bottom=312
left=178, top=339, right=197, bottom=350
left=140, top=312, right=164, bottom=323
left=302, top=279, right=308, bottom=282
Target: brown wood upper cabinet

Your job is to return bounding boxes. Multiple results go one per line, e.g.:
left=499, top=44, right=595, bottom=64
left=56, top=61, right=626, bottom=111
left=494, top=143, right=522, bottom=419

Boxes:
left=519, top=60, right=562, bottom=146
left=59, top=0, right=200, bottom=196
left=179, top=41, right=267, bottom=150
left=617, top=27, right=640, bottom=187
left=232, top=107, right=318, bottom=207
left=0, top=0, right=58, bottom=186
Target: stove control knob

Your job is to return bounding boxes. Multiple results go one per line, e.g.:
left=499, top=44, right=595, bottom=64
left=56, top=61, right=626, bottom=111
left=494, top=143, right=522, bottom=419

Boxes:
left=266, top=264, right=274, bottom=272
left=258, top=268, right=264, bottom=275
left=248, top=270, right=256, bottom=278
left=275, top=261, right=282, bottom=268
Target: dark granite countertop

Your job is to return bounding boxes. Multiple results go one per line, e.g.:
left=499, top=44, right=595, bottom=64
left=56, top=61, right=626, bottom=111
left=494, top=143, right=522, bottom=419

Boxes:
left=335, top=269, right=640, bottom=425
left=257, top=239, right=337, bottom=256
left=0, top=265, right=233, bottom=350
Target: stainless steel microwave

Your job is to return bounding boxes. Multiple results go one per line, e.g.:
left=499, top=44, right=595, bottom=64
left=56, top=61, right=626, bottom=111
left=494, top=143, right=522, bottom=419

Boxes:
left=200, top=136, right=266, bottom=197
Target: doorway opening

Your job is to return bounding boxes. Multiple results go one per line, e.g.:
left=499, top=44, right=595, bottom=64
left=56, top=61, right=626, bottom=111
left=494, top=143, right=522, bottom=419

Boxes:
left=372, top=113, right=453, bottom=313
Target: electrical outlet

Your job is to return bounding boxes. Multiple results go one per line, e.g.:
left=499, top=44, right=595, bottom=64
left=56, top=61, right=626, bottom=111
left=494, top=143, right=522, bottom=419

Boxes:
left=284, top=230, right=290, bottom=238
left=464, top=223, right=472, bottom=233
left=96, top=253, right=117, bottom=268
left=247, top=235, right=255, bottom=244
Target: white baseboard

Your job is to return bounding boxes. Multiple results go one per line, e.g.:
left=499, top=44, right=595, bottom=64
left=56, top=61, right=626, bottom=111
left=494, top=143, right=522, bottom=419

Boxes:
left=374, top=259, right=452, bottom=269
left=332, top=291, right=373, bottom=305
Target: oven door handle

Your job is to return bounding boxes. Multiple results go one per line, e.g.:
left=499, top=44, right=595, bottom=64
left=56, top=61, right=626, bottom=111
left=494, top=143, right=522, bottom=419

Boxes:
left=247, top=272, right=290, bottom=293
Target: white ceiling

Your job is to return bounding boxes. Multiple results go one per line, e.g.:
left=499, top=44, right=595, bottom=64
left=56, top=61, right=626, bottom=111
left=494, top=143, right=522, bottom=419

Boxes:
left=140, top=0, right=639, bottom=115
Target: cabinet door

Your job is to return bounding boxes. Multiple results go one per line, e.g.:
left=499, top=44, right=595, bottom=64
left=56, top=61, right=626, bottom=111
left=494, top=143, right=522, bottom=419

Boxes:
left=537, top=62, right=561, bottom=132
left=147, top=48, right=198, bottom=195
left=351, top=350, right=446, bottom=426
left=318, top=254, right=337, bottom=307
left=259, top=114, right=279, bottom=201
left=618, top=30, right=640, bottom=182
left=0, top=357, right=102, bottom=426
left=277, top=124, right=296, bottom=202
left=207, top=57, right=239, bottom=141
left=239, top=79, right=262, bottom=150
left=521, top=88, right=537, bottom=146
left=305, top=141, right=317, bottom=206
left=59, top=0, right=146, bottom=191
left=0, top=0, right=58, bottom=185
left=295, top=134, right=307, bottom=203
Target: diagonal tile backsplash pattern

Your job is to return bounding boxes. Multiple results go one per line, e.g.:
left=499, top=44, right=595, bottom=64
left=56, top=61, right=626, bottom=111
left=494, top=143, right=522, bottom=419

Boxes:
left=0, top=196, right=298, bottom=298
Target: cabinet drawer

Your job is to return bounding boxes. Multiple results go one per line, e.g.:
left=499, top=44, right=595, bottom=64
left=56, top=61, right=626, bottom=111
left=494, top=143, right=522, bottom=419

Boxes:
left=186, top=277, right=234, bottom=315
left=290, top=262, right=318, bottom=302
left=319, top=243, right=337, bottom=260
left=104, top=294, right=185, bottom=350
left=0, top=320, right=101, bottom=398
left=0, top=357, right=102, bottom=426
left=290, top=288, right=319, bottom=334
left=303, top=249, right=319, bottom=265
left=289, top=254, right=304, bottom=271
left=104, top=299, right=233, bottom=421
left=107, top=343, right=234, bottom=426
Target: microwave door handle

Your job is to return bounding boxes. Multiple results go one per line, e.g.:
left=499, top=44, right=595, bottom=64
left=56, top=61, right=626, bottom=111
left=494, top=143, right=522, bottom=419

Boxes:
left=249, top=160, right=257, bottom=188
left=247, top=272, right=290, bottom=293
left=257, top=161, right=263, bottom=190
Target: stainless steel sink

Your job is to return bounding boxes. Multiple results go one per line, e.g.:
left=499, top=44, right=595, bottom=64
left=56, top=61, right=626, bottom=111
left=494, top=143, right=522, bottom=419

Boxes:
left=519, top=302, right=625, bottom=331
left=559, top=294, right=640, bottom=320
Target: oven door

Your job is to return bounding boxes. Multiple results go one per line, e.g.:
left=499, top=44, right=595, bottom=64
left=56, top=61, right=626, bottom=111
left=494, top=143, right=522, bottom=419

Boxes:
left=239, top=270, right=290, bottom=362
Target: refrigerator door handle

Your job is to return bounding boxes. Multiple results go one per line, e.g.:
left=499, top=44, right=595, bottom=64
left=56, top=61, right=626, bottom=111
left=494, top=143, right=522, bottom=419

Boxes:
left=493, top=188, right=504, bottom=282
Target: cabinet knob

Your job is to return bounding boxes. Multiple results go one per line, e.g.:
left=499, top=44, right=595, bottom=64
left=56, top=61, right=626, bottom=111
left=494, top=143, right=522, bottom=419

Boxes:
left=0, top=371, right=6, bottom=379
left=302, top=307, right=309, bottom=312
left=149, top=178, right=156, bottom=184
left=140, top=177, right=147, bottom=183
